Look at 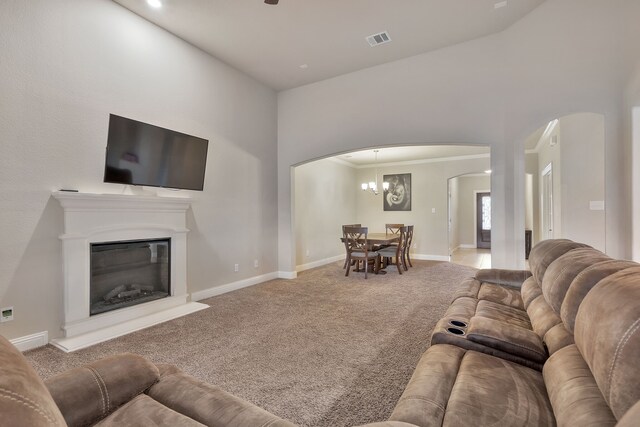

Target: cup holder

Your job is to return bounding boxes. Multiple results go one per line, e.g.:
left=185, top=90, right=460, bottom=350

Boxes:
left=447, top=327, right=466, bottom=336
left=448, top=320, right=468, bottom=328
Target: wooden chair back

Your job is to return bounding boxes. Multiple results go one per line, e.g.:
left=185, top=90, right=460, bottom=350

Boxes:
left=343, top=226, right=370, bottom=253
left=385, top=223, right=404, bottom=235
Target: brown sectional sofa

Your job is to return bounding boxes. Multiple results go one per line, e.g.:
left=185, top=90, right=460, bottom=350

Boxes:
left=3, top=238, right=640, bottom=426
left=389, top=239, right=640, bottom=426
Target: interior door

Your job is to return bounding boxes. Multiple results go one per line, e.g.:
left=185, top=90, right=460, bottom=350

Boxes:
left=476, top=192, right=491, bottom=249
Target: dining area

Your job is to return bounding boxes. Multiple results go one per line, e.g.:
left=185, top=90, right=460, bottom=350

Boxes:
left=341, top=224, right=414, bottom=279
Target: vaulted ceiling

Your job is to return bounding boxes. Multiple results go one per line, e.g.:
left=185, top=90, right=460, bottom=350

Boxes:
left=113, top=0, right=546, bottom=91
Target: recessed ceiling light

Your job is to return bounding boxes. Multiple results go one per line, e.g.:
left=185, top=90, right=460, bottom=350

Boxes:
left=147, top=0, right=162, bottom=9
left=494, top=1, right=508, bottom=9
left=299, top=64, right=308, bottom=69
left=485, top=170, right=492, bottom=174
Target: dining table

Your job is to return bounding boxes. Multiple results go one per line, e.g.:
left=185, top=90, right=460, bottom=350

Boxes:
left=340, top=232, right=400, bottom=274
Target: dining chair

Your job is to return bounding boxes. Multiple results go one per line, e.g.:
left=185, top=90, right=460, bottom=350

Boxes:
left=343, top=226, right=380, bottom=279
left=342, top=224, right=361, bottom=269
left=385, top=223, right=404, bottom=235
left=403, top=225, right=414, bottom=269
left=379, top=223, right=404, bottom=250
left=378, top=226, right=407, bottom=274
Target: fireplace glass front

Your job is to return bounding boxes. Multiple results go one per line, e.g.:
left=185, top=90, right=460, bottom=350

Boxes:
left=90, top=238, right=170, bottom=316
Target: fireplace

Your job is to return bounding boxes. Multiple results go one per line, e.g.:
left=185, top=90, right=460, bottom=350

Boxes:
left=51, top=191, right=208, bottom=352
left=90, top=239, right=170, bottom=315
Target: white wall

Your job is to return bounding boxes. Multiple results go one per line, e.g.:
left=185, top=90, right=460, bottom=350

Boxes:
left=293, top=155, right=488, bottom=266
left=0, top=0, right=277, bottom=340
left=559, top=114, right=606, bottom=250
left=355, top=157, right=490, bottom=260
left=294, top=159, right=356, bottom=268
left=278, top=0, right=639, bottom=272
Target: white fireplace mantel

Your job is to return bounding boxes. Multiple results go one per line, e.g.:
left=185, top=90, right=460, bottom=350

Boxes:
left=51, top=191, right=208, bottom=352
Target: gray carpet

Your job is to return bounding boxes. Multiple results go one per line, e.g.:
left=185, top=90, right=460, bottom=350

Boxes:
left=25, top=260, right=476, bottom=427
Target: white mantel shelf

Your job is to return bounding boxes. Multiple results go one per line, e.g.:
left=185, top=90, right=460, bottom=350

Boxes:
left=51, top=191, right=207, bottom=352
left=52, top=191, right=193, bottom=211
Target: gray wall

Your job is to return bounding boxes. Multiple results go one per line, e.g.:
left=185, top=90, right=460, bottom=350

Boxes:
left=294, top=159, right=356, bottom=268
left=0, top=0, right=278, bottom=340
left=278, top=0, right=640, bottom=273
left=527, top=114, right=606, bottom=251
left=293, top=155, right=489, bottom=267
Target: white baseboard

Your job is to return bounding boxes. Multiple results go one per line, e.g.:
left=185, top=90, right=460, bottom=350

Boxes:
left=10, top=331, right=49, bottom=352
left=296, top=255, right=344, bottom=272
left=191, top=272, right=280, bottom=301
left=412, top=253, right=451, bottom=262
left=50, top=302, right=208, bottom=353
left=458, top=244, right=476, bottom=249
left=278, top=271, right=297, bottom=279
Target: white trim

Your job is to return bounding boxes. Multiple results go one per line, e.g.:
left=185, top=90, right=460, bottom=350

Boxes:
left=50, top=302, right=208, bottom=352
left=296, top=255, right=344, bottom=272
left=326, top=153, right=490, bottom=169
left=412, top=253, right=451, bottom=262
left=458, top=244, right=476, bottom=249
left=355, top=153, right=490, bottom=169
left=10, top=331, right=49, bottom=352
left=191, top=272, right=280, bottom=301
left=278, top=271, right=298, bottom=279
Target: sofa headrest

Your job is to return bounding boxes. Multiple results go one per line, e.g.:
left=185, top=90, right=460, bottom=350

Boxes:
left=528, top=239, right=591, bottom=284
left=561, top=259, right=638, bottom=333
left=574, top=267, right=640, bottom=420
left=0, top=335, right=67, bottom=426
left=45, top=353, right=160, bottom=427
left=541, top=247, right=610, bottom=315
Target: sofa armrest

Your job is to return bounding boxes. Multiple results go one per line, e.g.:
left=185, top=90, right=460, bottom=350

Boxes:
left=147, top=364, right=296, bottom=427
left=45, top=353, right=159, bottom=427
left=475, top=268, right=532, bottom=288
left=466, top=317, right=547, bottom=363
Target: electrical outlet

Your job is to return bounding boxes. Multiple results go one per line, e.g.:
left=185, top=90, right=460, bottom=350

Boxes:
left=305, top=249, right=310, bottom=257
left=431, top=208, right=436, bottom=214
left=254, top=259, right=259, bottom=268
left=234, top=264, right=239, bottom=272
left=1, top=307, right=14, bottom=322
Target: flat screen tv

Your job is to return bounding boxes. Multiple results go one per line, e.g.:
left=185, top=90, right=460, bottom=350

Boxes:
left=104, top=114, right=209, bottom=191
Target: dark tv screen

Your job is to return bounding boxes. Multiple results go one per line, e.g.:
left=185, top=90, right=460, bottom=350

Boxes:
left=104, top=114, right=208, bottom=191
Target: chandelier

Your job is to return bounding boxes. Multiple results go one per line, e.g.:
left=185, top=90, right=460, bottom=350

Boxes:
left=361, top=149, right=389, bottom=195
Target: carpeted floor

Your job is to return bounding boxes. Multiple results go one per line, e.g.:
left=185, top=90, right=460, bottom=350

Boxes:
left=25, top=260, right=476, bottom=427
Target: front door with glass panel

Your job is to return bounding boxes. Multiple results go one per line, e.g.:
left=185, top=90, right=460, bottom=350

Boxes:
left=476, top=192, right=491, bottom=249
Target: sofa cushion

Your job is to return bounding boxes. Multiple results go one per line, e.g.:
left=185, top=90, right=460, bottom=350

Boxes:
left=560, top=260, right=638, bottom=333
left=466, top=316, right=547, bottom=363
left=520, top=276, right=542, bottom=309
left=443, top=350, right=554, bottom=426
left=475, top=300, right=531, bottom=329
left=390, top=344, right=555, bottom=427
left=389, top=345, right=466, bottom=426
left=528, top=239, right=590, bottom=284
left=45, top=353, right=159, bottom=427
left=526, top=295, right=562, bottom=338
left=477, top=282, right=524, bottom=310
left=543, top=344, right=616, bottom=427
left=543, top=323, right=574, bottom=355
left=0, top=335, right=67, bottom=427
left=541, top=247, right=610, bottom=314
left=93, top=394, right=205, bottom=426
left=574, top=267, right=640, bottom=420
left=148, top=365, right=296, bottom=427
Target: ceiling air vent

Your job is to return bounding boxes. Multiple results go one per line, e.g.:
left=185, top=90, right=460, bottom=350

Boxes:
left=366, top=31, right=391, bottom=47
